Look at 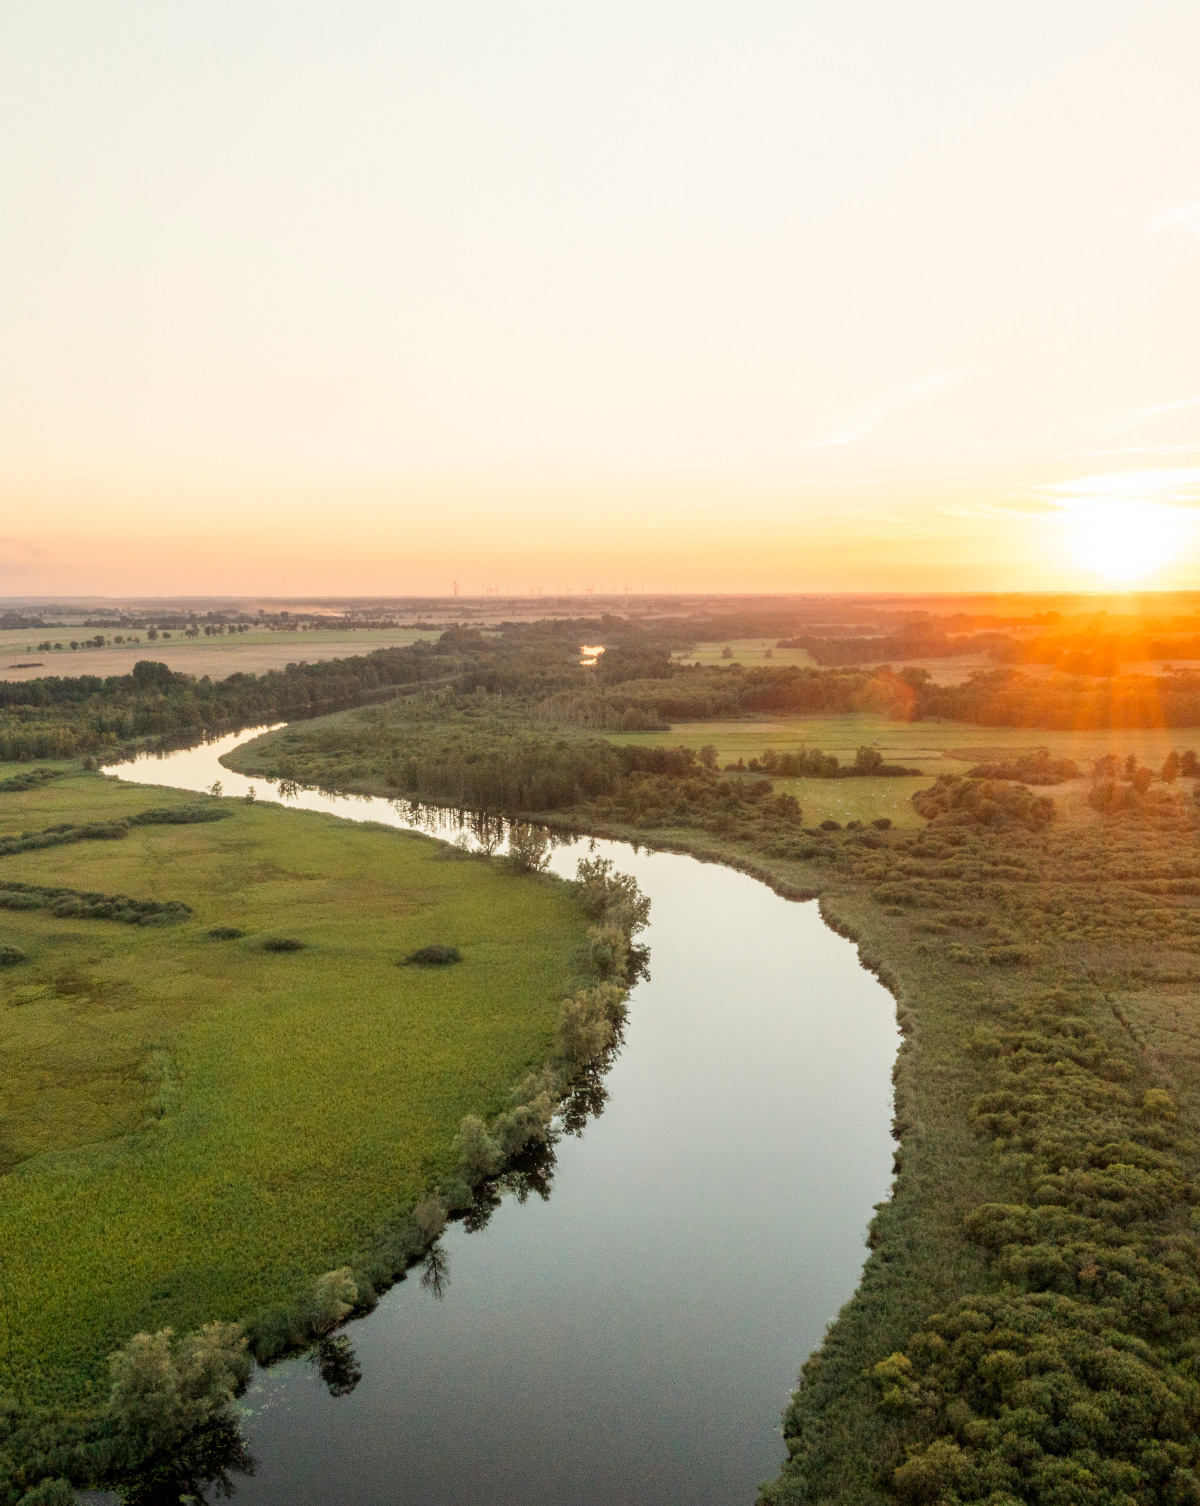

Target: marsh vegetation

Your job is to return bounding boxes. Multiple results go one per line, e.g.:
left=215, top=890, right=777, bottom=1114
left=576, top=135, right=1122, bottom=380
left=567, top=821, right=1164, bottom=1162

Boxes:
left=0, top=762, right=644, bottom=1501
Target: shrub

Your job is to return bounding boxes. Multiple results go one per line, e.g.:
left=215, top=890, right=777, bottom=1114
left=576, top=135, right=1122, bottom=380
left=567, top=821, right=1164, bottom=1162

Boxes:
left=819, top=819, right=842, bottom=831
left=0, top=945, right=27, bottom=967
left=16, top=1482, right=75, bottom=1506
left=452, top=1115, right=503, bottom=1181
left=413, top=1194, right=448, bottom=1243
left=261, top=936, right=305, bottom=952
left=404, top=944, right=461, bottom=966
left=576, top=857, right=651, bottom=935
left=207, top=926, right=244, bottom=941
left=586, top=922, right=628, bottom=979
left=310, top=1268, right=358, bottom=1336
left=507, top=823, right=552, bottom=873
left=0, top=879, right=191, bottom=926
left=129, top=806, right=228, bottom=826
left=0, top=768, right=62, bottom=793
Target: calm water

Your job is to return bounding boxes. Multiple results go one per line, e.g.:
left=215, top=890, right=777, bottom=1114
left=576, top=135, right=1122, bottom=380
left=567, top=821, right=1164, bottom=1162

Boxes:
left=107, top=728, right=899, bottom=1505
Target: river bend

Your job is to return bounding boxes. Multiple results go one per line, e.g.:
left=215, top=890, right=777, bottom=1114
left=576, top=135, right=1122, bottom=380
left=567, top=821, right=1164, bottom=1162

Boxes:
left=107, top=727, right=899, bottom=1505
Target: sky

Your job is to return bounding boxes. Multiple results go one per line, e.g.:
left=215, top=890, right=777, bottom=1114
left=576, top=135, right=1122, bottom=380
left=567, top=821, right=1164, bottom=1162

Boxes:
left=1, top=0, right=1199, bottom=599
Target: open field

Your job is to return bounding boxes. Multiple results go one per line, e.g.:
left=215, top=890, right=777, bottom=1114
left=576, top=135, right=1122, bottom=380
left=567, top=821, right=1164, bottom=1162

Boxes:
left=671, top=639, right=998, bottom=684
left=672, top=637, right=817, bottom=669
left=603, top=713, right=1200, bottom=827
left=0, top=626, right=436, bottom=683
left=0, top=768, right=590, bottom=1410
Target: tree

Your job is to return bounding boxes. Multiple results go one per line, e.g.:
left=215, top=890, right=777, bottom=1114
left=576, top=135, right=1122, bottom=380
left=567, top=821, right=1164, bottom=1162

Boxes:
left=106, top=1322, right=251, bottom=1464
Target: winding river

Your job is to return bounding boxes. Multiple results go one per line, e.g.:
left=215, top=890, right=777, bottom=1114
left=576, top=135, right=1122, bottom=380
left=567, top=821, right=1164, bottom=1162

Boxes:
left=108, top=728, right=899, bottom=1505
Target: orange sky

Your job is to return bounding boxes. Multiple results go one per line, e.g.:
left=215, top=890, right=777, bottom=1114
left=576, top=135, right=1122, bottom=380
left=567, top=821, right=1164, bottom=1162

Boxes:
left=2, top=1, right=1199, bottom=598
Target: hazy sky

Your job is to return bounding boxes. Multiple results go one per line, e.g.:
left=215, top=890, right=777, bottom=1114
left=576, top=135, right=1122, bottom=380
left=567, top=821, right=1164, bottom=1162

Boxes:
left=2, top=0, right=1199, bottom=597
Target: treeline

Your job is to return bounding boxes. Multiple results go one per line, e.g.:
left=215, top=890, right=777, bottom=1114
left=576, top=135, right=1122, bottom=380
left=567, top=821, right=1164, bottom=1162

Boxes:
left=744, top=746, right=921, bottom=778
left=917, top=667, right=1200, bottom=729
left=777, top=630, right=1006, bottom=665
left=9, top=624, right=1200, bottom=767
left=0, top=650, right=444, bottom=762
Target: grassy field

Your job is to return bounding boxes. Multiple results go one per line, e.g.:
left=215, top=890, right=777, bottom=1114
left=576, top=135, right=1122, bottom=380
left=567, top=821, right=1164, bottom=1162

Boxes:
left=604, top=712, right=1200, bottom=827
left=670, top=639, right=994, bottom=684
left=672, top=637, right=816, bottom=668
left=0, top=766, right=590, bottom=1411
left=0, top=626, right=435, bottom=683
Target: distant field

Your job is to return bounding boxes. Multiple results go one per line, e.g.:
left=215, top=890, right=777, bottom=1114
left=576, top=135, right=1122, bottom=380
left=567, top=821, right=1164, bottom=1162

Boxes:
left=673, top=639, right=1006, bottom=686
left=0, top=768, right=588, bottom=1408
left=672, top=637, right=816, bottom=668
left=606, top=713, right=1200, bottom=827
left=0, top=626, right=435, bottom=682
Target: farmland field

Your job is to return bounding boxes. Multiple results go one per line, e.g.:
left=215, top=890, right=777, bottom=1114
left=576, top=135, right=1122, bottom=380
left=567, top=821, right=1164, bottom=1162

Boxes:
left=0, top=626, right=437, bottom=683
left=0, top=767, right=590, bottom=1409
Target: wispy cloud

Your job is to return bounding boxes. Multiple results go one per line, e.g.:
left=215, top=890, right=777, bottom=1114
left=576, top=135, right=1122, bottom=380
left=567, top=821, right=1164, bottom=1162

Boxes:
left=1099, top=394, right=1200, bottom=435
left=1044, top=468, right=1200, bottom=506
left=1147, top=201, right=1200, bottom=241
left=1060, top=443, right=1200, bottom=460
left=0, top=537, right=46, bottom=561
left=795, top=371, right=965, bottom=451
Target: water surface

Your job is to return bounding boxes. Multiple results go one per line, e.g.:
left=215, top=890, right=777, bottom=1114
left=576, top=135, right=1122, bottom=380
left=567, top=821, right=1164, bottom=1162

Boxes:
left=109, top=729, right=899, bottom=1504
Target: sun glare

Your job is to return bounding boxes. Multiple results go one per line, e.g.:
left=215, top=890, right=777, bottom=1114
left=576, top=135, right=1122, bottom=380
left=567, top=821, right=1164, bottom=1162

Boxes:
left=1064, top=500, right=1191, bottom=583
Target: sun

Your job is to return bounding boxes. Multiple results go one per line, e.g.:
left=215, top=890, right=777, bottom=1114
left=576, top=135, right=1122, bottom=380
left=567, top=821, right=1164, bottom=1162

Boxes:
left=1064, top=499, right=1191, bottom=583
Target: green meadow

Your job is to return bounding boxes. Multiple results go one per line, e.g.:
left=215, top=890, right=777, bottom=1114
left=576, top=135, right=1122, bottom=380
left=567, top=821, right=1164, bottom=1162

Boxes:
left=670, top=637, right=817, bottom=668
left=0, top=767, right=590, bottom=1410
left=605, top=712, right=1200, bottom=827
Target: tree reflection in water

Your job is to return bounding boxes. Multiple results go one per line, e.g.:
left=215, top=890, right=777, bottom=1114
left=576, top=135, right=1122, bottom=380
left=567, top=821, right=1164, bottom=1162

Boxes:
left=420, top=1245, right=450, bottom=1300
left=115, top=1415, right=255, bottom=1506
left=310, top=1334, right=363, bottom=1397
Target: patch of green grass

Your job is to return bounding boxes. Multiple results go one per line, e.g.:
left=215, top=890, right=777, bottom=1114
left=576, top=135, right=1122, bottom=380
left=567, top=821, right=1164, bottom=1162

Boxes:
left=0, top=772, right=590, bottom=1411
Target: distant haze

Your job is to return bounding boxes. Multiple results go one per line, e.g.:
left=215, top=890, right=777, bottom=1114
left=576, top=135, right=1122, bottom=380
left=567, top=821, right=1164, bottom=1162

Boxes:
left=1, top=1, right=1198, bottom=595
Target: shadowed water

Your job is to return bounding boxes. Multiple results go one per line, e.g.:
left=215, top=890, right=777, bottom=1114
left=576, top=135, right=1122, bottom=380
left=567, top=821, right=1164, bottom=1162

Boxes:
left=107, top=728, right=899, bottom=1505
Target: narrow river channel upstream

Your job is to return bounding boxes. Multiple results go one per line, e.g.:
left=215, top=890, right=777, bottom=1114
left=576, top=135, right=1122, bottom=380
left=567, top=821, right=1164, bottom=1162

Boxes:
left=107, top=727, right=900, bottom=1505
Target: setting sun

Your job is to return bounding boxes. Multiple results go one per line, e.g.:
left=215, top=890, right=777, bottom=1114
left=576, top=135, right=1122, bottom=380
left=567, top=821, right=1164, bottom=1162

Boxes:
left=1064, top=499, right=1192, bottom=583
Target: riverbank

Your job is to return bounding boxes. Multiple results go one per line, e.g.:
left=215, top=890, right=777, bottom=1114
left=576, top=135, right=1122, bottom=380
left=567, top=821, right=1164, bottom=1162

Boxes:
left=0, top=765, right=603, bottom=1500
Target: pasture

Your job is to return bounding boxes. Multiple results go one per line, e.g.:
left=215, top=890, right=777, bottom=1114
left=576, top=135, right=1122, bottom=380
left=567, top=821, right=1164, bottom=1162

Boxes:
left=0, top=768, right=589, bottom=1408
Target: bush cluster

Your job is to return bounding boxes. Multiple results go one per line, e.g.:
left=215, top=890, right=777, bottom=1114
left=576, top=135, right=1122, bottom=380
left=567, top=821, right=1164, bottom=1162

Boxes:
left=912, top=776, right=1056, bottom=832
left=0, top=806, right=226, bottom=860
left=966, top=750, right=1079, bottom=784
left=0, top=880, right=191, bottom=926
left=869, top=981, right=1200, bottom=1503
left=0, top=769, right=62, bottom=793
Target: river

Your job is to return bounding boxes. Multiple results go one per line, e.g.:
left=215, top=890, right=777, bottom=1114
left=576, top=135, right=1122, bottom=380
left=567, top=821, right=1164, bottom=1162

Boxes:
left=107, top=727, right=899, bottom=1505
